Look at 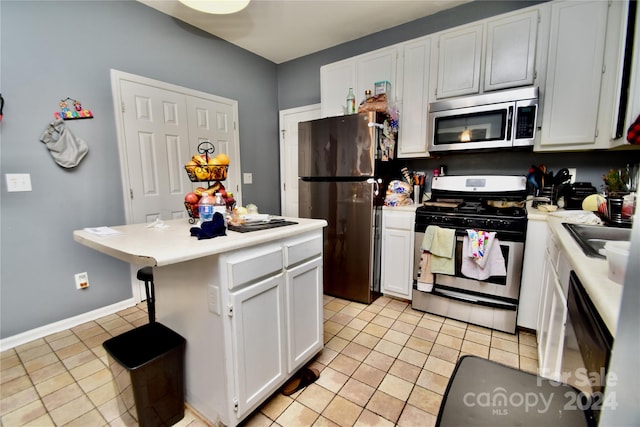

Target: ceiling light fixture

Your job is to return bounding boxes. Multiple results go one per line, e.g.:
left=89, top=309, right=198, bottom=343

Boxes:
left=178, top=0, right=250, bottom=14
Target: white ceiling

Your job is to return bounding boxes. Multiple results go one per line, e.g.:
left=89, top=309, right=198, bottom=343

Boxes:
left=138, top=0, right=472, bottom=64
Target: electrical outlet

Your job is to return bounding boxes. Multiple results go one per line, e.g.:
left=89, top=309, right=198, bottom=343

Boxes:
left=568, top=168, right=577, bottom=184
left=208, top=284, right=220, bottom=315
left=75, top=272, right=89, bottom=290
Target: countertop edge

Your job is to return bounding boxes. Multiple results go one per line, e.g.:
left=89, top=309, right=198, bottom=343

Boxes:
left=74, top=218, right=327, bottom=267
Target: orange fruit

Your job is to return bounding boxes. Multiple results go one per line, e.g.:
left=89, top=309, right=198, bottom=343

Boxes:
left=185, top=160, right=198, bottom=172
left=216, top=153, right=230, bottom=165
left=208, top=157, right=222, bottom=166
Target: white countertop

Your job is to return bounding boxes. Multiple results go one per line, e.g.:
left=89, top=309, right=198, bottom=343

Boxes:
left=527, top=206, right=623, bottom=334
left=74, top=217, right=327, bottom=267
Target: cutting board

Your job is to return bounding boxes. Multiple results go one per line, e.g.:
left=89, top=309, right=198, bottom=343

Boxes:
left=228, top=220, right=298, bottom=233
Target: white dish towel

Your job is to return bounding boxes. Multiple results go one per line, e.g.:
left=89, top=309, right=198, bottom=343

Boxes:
left=461, top=231, right=506, bottom=280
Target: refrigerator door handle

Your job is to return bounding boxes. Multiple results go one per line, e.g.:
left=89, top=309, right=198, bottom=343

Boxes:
left=367, top=178, right=382, bottom=196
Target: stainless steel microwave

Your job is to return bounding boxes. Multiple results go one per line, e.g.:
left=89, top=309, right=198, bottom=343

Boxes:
left=427, top=87, right=538, bottom=152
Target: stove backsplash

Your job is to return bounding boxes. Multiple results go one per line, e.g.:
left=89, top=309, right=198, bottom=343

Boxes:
left=401, top=150, right=640, bottom=196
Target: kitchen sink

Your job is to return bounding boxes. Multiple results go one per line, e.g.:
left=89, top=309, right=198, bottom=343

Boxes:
left=563, top=223, right=631, bottom=258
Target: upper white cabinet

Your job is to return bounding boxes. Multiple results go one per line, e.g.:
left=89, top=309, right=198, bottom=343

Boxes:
left=435, top=9, right=539, bottom=99
left=320, top=60, right=356, bottom=117
left=538, top=1, right=608, bottom=149
left=398, top=36, right=432, bottom=158
left=537, top=0, right=631, bottom=150
left=321, top=46, right=398, bottom=118
left=485, top=10, right=538, bottom=91
left=436, top=23, right=483, bottom=99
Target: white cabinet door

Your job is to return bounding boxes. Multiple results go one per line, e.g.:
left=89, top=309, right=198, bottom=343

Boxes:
left=436, top=23, right=483, bottom=99
left=539, top=1, right=608, bottom=147
left=381, top=210, right=415, bottom=300
left=321, top=46, right=398, bottom=118
left=398, top=37, right=432, bottom=158
left=541, top=274, right=567, bottom=382
left=485, top=9, right=538, bottom=91
left=518, top=218, right=549, bottom=330
left=357, top=46, right=398, bottom=103
left=285, top=257, right=323, bottom=372
left=230, top=273, right=286, bottom=420
left=321, top=59, right=356, bottom=117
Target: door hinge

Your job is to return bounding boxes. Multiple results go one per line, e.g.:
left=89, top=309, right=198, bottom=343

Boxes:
left=283, top=182, right=286, bottom=191
left=233, top=399, right=238, bottom=412
left=234, top=122, right=237, bottom=130
left=602, top=64, right=606, bottom=74
left=130, top=189, right=134, bottom=199
left=227, top=304, right=233, bottom=317
left=121, top=101, right=125, bottom=113
left=281, top=129, right=286, bottom=140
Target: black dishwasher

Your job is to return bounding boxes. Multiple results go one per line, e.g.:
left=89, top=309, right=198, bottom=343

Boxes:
left=563, top=271, right=614, bottom=418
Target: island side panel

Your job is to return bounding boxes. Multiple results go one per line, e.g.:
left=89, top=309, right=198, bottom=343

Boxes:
left=153, top=255, right=232, bottom=426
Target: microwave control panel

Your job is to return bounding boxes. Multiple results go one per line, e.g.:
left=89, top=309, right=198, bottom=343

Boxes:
left=515, top=105, right=537, bottom=139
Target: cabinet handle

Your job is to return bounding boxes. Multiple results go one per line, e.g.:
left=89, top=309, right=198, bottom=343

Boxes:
left=227, top=304, right=233, bottom=317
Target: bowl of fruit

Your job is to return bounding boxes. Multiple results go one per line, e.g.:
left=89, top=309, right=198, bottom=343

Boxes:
left=185, top=152, right=230, bottom=182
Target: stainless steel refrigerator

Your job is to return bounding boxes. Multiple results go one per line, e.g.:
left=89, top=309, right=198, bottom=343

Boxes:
left=298, top=112, right=396, bottom=304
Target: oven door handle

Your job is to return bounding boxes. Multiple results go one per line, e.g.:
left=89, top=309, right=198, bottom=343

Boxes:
left=431, top=287, right=517, bottom=311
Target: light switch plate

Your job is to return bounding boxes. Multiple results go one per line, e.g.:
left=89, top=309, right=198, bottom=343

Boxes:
left=243, top=173, right=253, bottom=184
left=5, top=174, right=32, bottom=192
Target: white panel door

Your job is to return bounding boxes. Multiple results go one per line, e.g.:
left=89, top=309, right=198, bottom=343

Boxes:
left=120, top=80, right=191, bottom=224
left=279, top=104, right=321, bottom=217
left=436, top=23, right=484, bottom=98
left=186, top=96, right=242, bottom=203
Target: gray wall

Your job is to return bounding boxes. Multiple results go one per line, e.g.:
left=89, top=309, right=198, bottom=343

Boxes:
left=277, top=0, right=640, bottom=186
left=0, top=0, right=278, bottom=338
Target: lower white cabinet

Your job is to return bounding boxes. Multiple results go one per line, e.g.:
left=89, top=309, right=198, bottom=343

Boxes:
left=537, top=231, right=570, bottom=382
left=154, top=230, right=323, bottom=426
left=230, top=273, right=286, bottom=416
left=381, top=209, right=416, bottom=300
left=518, top=217, right=549, bottom=329
left=285, top=256, right=323, bottom=372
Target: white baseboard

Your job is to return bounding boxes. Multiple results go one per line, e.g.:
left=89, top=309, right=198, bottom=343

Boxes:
left=0, top=298, right=138, bottom=351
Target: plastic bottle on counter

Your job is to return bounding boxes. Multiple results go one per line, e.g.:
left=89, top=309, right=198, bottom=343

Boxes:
left=214, top=192, right=227, bottom=225
left=346, top=88, right=356, bottom=114
left=199, top=192, right=214, bottom=222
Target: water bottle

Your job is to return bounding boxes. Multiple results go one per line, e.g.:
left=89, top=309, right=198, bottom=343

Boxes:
left=214, top=192, right=227, bottom=225
left=346, top=88, right=356, bottom=114
left=199, top=192, right=214, bottom=222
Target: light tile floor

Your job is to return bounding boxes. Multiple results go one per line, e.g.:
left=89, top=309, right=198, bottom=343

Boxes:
left=0, top=295, right=538, bottom=426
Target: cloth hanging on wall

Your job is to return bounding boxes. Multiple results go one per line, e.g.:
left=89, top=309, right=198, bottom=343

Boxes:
left=39, top=119, right=88, bottom=168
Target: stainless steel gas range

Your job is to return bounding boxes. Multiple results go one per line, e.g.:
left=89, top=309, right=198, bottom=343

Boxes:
left=412, top=175, right=527, bottom=334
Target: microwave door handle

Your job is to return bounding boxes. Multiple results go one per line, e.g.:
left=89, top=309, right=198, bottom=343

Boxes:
left=506, top=106, right=514, bottom=141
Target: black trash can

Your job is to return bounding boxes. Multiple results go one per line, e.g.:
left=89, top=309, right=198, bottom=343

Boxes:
left=103, top=322, right=186, bottom=427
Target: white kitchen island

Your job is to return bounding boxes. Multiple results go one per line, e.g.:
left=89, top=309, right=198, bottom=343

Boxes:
left=74, top=217, right=327, bottom=426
